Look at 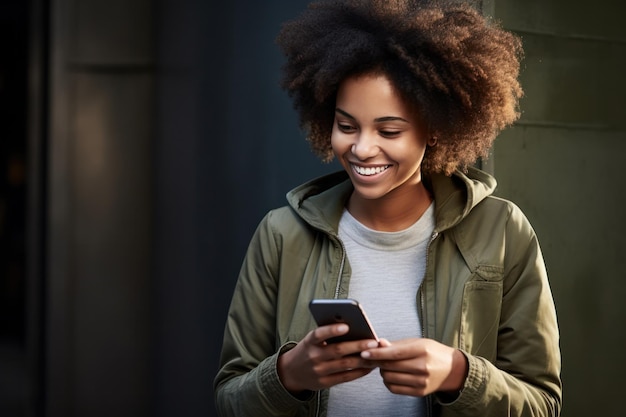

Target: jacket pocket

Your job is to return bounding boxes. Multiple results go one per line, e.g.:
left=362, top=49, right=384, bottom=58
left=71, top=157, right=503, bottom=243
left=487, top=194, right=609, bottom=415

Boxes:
left=459, top=280, right=502, bottom=362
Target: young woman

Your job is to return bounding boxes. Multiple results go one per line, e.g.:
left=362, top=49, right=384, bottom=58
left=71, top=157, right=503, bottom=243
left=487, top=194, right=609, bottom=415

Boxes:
left=214, top=1, right=562, bottom=416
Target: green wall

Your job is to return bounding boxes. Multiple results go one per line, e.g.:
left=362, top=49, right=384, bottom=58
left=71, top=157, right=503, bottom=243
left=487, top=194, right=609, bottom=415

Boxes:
left=489, top=1, right=626, bottom=415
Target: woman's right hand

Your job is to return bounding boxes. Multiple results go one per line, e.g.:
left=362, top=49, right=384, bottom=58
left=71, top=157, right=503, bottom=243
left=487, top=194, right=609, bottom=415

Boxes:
left=277, top=324, right=379, bottom=394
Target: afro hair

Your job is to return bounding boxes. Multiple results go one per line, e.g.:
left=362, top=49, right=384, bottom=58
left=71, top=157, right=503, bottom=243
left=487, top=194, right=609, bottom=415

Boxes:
left=276, top=0, right=523, bottom=175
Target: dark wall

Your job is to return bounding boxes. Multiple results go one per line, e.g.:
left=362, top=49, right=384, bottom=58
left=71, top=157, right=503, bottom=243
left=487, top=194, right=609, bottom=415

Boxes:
left=40, top=1, right=336, bottom=416
left=154, top=1, right=336, bottom=415
left=491, top=0, right=626, bottom=415
left=0, top=1, right=30, bottom=416
left=45, top=0, right=155, bottom=415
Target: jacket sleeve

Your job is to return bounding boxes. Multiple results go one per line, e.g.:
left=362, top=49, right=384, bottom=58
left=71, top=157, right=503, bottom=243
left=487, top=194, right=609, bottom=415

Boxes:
left=444, top=203, right=562, bottom=416
left=213, top=211, right=314, bottom=416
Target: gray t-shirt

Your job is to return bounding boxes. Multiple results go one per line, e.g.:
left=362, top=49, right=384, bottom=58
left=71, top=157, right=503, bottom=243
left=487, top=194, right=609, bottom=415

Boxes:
left=327, top=203, right=435, bottom=417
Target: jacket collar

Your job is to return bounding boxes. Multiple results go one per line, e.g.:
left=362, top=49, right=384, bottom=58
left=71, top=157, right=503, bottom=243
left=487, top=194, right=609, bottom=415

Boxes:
left=427, top=167, right=497, bottom=232
left=286, top=167, right=496, bottom=234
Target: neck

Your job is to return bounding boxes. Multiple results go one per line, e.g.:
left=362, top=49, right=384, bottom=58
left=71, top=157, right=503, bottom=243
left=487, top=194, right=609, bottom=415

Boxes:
left=347, top=181, right=432, bottom=232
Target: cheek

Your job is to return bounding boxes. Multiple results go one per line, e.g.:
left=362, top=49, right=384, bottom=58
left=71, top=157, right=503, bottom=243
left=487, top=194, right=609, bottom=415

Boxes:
left=330, top=130, right=347, bottom=155
left=401, top=136, right=428, bottom=157
left=389, top=140, right=427, bottom=167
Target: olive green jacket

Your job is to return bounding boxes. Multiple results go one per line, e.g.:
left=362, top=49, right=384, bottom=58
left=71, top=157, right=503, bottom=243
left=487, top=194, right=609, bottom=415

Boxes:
left=214, top=168, right=562, bottom=417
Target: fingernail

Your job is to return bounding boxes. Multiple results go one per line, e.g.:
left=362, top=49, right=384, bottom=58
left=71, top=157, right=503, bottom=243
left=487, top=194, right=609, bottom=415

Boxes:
left=337, top=324, right=348, bottom=333
left=361, top=351, right=371, bottom=358
left=366, top=341, right=378, bottom=349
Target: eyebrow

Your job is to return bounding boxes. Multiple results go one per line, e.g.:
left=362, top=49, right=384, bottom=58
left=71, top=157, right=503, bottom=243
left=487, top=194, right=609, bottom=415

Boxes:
left=335, top=108, right=409, bottom=123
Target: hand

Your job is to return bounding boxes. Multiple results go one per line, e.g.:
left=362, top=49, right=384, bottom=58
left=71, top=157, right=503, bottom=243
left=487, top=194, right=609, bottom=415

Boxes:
left=277, top=324, right=379, bottom=394
left=361, top=338, right=468, bottom=397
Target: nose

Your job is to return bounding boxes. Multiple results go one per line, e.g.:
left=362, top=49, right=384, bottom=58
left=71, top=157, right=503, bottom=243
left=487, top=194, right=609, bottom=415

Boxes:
left=351, top=131, right=379, bottom=160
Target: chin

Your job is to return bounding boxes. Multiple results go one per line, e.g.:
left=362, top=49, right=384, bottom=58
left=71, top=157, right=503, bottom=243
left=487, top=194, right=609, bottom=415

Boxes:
left=351, top=185, right=392, bottom=201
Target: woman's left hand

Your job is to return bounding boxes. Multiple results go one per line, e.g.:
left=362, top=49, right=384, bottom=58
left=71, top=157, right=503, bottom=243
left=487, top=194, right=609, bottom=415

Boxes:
left=361, top=338, right=468, bottom=397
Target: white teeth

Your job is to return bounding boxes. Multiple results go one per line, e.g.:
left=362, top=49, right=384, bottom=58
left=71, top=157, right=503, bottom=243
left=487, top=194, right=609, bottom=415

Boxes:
left=353, top=165, right=390, bottom=176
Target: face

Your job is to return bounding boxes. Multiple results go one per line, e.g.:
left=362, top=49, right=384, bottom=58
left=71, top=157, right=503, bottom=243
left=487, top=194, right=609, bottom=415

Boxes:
left=331, top=73, right=429, bottom=203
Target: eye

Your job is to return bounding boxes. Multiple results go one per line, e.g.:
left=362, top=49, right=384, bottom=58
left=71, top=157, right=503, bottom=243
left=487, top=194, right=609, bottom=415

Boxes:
left=337, top=122, right=356, bottom=133
left=379, top=130, right=401, bottom=138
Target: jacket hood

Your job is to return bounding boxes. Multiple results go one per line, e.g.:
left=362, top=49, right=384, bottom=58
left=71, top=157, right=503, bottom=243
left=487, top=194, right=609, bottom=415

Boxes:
left=286, top=167, right=497, bottom=234
left=427, top=167, right=497, bottom=231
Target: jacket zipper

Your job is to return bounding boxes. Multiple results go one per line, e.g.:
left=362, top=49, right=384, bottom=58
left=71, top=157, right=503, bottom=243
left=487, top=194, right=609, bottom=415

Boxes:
left=420, top=230, right=439, bottom=417
left=419, top=231, right=439, bottom=328
left=333, top=243, right=347, bottom=299
left=314, top=238, right=346, bottom=417
left=314, top=391, right=321, bottom=417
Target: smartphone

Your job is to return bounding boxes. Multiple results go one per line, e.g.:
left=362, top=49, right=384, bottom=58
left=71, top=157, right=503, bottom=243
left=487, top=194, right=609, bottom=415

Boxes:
left=309, top=299, right=378, bottom=344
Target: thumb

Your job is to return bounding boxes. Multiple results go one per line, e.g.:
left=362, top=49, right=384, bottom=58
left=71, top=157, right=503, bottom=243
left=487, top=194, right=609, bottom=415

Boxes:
left=378, top=338, right=392, bottom=347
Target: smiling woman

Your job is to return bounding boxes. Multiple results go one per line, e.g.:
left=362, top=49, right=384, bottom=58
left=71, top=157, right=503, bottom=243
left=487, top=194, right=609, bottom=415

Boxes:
left=214, top=2, right=561, bottom=416
left=331, top=74, right=432, bottom=231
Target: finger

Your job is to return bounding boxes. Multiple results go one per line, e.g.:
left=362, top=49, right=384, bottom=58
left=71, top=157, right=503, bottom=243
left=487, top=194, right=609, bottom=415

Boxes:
left=369, top=359, right=418, bottom=373
left=327, top=338, right=379, bottom=356
left=309, top=323, right=349, bottom=345
left=360, top=345, right=397, bottom=360
left=378, top=338, right=392, bottom=347
left=380, top=368, right=424, bottom=385
left=361, top=338, right=423, bottom=360
left=380, top=369, right=429, bottom=397
left=359, top=338, right=391, bottom=363
left=312, top=349, right=379, bottom=377
left=335, top=351, right=379, bottom=371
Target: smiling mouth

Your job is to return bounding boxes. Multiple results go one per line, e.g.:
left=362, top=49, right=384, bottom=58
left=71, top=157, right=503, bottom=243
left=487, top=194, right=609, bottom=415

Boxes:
left=352, top=164, right=391, bottom=176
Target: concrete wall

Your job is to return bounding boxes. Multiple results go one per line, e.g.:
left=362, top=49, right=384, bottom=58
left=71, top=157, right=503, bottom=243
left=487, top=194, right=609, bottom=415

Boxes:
left=152, top=1, right=326, bottom=415
left=490, top=1, right=626, bottom=415
left=46, top=0, right=154, bottom=415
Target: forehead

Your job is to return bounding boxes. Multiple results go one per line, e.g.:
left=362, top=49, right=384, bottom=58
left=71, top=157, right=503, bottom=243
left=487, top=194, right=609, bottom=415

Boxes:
left=335, top=73, right=414, bottom=119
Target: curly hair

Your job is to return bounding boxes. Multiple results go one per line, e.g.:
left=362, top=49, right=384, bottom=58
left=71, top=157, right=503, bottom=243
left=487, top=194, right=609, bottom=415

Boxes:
left=276, top=0, right=523, bottom=175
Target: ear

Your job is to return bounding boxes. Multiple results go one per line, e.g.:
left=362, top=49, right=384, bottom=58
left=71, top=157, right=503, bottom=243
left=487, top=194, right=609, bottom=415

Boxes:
left=428, top=136, right=438, bottom=147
